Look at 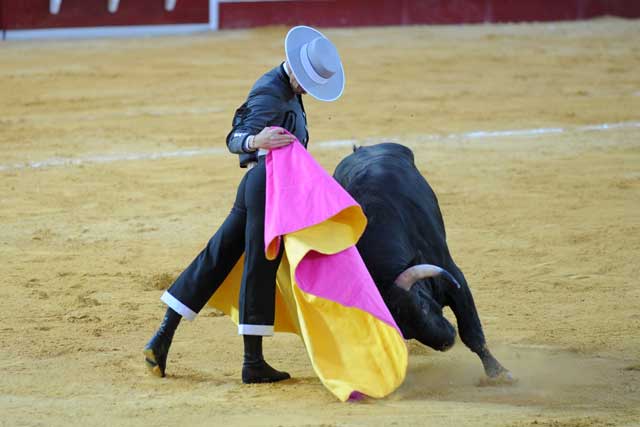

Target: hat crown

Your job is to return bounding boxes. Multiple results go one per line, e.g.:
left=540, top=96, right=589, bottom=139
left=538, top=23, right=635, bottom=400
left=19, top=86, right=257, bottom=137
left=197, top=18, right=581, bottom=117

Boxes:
left=306, top=37, right=339, bottom=80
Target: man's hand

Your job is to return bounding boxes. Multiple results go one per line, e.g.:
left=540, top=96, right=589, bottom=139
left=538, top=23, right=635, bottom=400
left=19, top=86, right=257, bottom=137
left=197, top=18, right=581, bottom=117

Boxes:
left=252, top=127, right=295, bottom=150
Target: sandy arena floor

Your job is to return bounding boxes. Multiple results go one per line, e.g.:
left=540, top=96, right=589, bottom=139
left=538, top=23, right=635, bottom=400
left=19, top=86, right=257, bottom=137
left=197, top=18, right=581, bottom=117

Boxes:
left=1, top=18, right=639, bottom=427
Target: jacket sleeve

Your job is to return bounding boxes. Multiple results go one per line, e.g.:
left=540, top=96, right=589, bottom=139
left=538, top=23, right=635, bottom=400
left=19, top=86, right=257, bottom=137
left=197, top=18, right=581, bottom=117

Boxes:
left=226, top=93, right=284, bottom=154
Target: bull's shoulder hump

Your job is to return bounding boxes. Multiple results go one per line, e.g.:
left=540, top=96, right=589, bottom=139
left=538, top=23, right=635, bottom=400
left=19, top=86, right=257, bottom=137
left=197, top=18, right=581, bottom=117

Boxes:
left=334, top=142, right=415, bottom=172
left=333, top=142, right=419, bottom=188
left=361, top=142, right=415, bottom=162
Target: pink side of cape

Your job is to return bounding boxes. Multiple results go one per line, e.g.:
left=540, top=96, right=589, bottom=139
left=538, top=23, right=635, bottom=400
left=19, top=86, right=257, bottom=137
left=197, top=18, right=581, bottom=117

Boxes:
left=264, top=132, right=400, bottom=332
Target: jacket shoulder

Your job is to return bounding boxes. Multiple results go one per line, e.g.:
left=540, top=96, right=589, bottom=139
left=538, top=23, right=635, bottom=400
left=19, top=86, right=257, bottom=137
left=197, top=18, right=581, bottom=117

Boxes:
left=249, top=66, right=290, bottom=102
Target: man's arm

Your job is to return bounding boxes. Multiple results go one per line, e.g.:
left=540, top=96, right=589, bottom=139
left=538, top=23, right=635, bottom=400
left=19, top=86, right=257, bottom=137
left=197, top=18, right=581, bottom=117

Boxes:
left=226, top=93, right=283, bottom=154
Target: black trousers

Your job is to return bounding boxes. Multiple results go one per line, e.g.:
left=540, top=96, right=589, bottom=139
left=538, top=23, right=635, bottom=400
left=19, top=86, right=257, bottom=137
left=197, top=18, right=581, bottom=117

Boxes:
left=162, top=158, right=283, bottom=335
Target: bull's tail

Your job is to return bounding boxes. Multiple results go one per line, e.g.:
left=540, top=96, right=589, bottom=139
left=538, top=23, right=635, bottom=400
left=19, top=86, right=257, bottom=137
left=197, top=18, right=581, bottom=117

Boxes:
left=394, top=264, right=462, bottom=291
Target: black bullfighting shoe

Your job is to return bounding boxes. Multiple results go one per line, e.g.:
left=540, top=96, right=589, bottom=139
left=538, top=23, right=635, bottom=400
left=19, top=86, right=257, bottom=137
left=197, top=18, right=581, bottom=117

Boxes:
left=143, top=308, right=181, bottom=377
left=242, top=360, right=291, bottom=384
left=241, top=334, right=290, bottom=383
left=143, top=332, right=173, bottom=378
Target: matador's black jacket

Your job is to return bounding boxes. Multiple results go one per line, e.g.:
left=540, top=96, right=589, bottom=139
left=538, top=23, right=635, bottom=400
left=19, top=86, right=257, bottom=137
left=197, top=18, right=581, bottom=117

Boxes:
left=226, top=64, right=309, bottom=167
left=162, top=64, right=310, bottom=329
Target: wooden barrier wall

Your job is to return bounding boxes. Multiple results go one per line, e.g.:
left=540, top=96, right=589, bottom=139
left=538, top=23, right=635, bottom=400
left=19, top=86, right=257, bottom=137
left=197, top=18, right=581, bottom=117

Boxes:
left=217, top=0, right=640, bottom=29
left=1, top=0, right=639, bottom=38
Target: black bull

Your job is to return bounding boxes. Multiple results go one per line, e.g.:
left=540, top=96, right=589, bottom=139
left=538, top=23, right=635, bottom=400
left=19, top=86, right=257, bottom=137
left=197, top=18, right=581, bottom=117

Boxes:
left=333, top=142, right=511, bottom=379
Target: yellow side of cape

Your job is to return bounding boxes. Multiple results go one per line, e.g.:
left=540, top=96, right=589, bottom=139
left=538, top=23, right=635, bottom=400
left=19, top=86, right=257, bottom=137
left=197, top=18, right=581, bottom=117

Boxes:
left=207, top=206, right=408, bottom=401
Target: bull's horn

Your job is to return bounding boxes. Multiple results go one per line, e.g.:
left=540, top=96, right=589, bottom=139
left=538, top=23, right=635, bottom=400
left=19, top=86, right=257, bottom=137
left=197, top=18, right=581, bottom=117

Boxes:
left=394, top=264, right=462, bottom=290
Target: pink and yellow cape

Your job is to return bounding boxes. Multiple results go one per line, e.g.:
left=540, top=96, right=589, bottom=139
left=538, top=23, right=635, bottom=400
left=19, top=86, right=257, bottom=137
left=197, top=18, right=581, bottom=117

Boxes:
left=208, top=131, right=407, bottom=401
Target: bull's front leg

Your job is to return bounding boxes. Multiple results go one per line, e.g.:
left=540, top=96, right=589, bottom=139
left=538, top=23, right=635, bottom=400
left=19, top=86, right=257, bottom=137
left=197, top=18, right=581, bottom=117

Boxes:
left=393, top=263, right=515, bottom=382
left=435, top=265, right=514, bottom=382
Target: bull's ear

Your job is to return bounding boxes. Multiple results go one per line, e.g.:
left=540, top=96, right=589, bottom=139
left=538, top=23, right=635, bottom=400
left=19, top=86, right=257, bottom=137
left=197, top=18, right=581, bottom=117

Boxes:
left=352, top=144, right=360, bottom=152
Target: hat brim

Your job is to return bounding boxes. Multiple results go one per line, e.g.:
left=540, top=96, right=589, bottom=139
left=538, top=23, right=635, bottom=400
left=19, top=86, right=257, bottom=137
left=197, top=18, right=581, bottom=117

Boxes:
left=285, top=26, right=345, bottom=102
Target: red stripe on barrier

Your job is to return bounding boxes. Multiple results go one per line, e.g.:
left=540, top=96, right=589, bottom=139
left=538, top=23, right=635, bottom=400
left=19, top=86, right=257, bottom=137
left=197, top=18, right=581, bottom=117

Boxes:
left=3, top=0, right=209, bottom=30
left=2, top=0, right=640, bottom=32
left=218, top=0, right=640, bottom=29
left=0, top=1, right=6, bottom=31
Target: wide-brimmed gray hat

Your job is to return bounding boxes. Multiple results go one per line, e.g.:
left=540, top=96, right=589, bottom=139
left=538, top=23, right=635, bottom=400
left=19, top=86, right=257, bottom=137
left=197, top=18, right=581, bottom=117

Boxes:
left=285, top=26, right=345, bottom=102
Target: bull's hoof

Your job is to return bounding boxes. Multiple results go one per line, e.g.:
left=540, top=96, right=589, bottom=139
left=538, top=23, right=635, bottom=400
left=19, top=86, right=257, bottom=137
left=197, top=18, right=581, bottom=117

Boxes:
left=477, top=346, right=516, bottom=385
left=483, top=359, right=507, bottom=378
left=476, top=370, right=517, bottom=387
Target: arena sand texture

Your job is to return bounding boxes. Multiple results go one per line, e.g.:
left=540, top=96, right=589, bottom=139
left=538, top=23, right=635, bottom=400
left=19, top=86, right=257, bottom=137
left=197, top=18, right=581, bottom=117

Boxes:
left=1, top=18, right=639, bottom=427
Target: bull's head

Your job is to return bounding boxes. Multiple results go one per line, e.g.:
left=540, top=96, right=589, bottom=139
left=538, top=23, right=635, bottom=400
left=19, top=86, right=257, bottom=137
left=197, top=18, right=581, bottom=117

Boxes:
left=386, top=264, right=461, bottom=352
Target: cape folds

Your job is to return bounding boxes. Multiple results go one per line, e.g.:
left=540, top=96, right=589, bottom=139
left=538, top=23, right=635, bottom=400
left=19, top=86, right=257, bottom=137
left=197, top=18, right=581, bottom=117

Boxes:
left=209, top=128, right=407, bottom=401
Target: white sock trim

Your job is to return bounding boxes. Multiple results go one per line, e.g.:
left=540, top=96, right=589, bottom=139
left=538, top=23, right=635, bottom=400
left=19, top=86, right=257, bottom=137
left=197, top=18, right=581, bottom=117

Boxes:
left=238, top=324, right=274, bottom=336
left=161, top=291, right=197, bottom=321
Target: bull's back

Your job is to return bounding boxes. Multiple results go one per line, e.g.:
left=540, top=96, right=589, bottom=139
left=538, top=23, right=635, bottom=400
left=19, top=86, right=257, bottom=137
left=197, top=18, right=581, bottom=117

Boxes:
left=333, top=143, right=451, bottom=286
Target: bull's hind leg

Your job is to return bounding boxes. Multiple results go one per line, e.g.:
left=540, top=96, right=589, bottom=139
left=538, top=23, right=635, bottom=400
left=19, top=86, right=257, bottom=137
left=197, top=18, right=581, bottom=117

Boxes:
left=433, top=268, right=513, bottom=381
